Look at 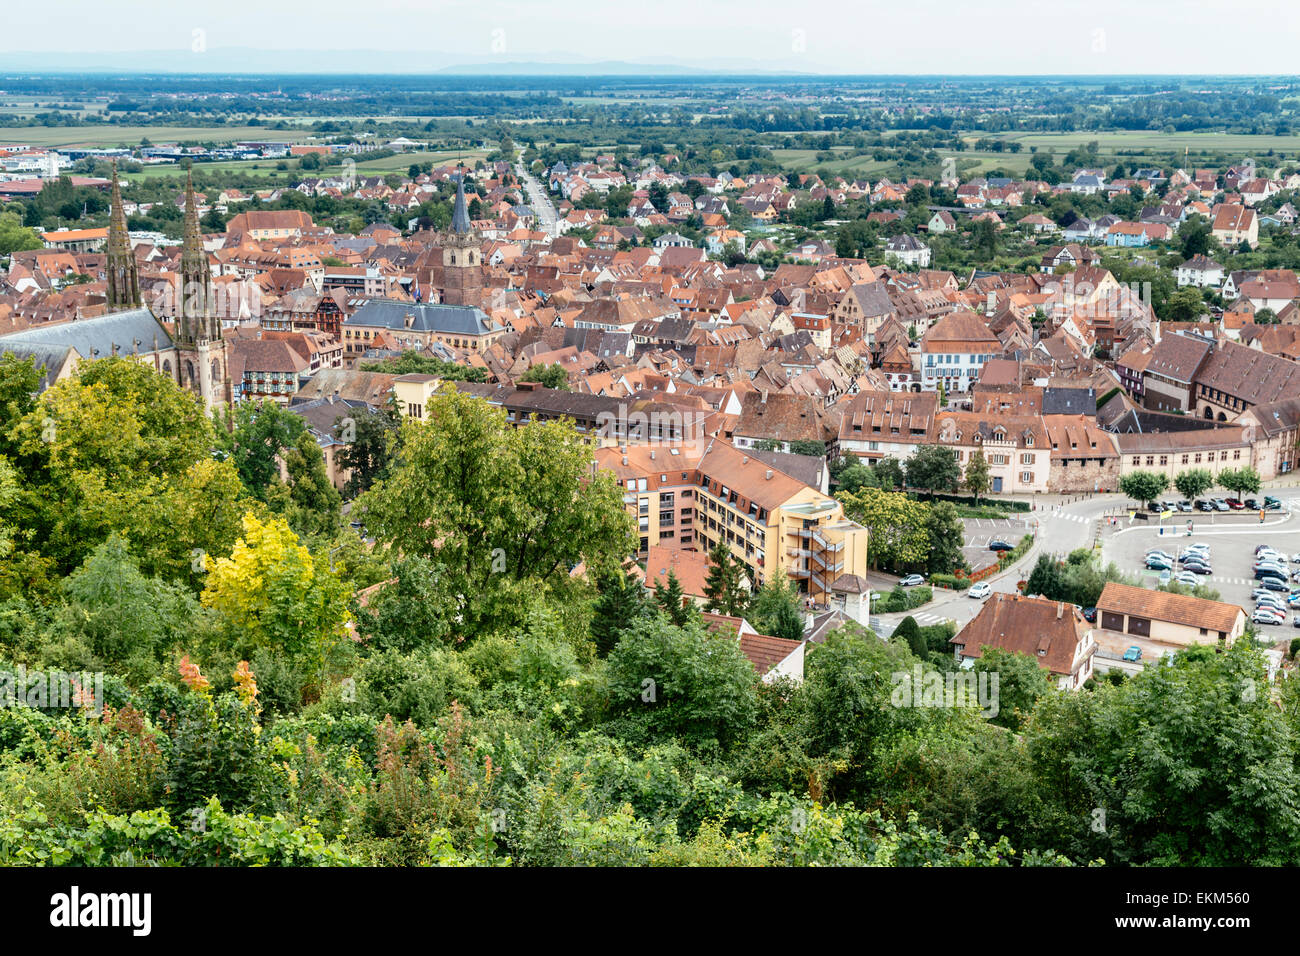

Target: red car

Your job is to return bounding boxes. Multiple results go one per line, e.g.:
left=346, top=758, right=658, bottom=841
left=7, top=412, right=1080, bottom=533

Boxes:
left=1226, top=498, right=1245, bottom=510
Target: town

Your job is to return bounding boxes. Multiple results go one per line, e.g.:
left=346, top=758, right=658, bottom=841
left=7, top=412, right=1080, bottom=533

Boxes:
left=1, top=68, right=1299, bottom=875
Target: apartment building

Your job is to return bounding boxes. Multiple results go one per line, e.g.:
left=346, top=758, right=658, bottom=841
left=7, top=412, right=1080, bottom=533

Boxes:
left=920, top=310, right=1003, bottom=394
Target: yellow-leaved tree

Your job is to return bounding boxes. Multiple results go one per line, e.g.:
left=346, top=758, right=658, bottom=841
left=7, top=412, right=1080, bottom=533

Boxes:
left=201, top=513, right=351, bottom=682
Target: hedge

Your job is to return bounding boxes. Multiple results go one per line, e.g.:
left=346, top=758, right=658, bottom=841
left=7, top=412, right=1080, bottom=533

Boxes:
left=930, top=574, right=971, bottom=590
left=908, top=492, right=1031, bottom=513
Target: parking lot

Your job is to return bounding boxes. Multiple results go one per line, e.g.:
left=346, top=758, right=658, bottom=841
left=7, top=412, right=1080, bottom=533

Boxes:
left=962, top=516, right=1036, bottom=571
left=1101, top=498, right=1300, bottom=642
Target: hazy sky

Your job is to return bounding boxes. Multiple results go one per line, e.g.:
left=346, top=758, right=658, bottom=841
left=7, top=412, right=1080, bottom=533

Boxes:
left=4, top=0, right=1300, bottom=74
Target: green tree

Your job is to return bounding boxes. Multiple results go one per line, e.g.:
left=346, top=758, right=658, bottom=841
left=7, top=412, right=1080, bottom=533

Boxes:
left=335, top=404, right=401, bottom=499
left=220, top=399, right=307, bottom=499
left=971, top=647, right=1052, bottom=732
left=590, top=569, right=653, bottom=657
left=838, top=487, right=930, bottom=571
left=0, top=210, right=42, bottom=257
left=1218, top=466, right=1261, bottom=496
left=1024, top=554, right=1066, bottom=601
left=836, top=462, right=878, bottom=494
left=924, top=501, right=967, bottom=575
left=519, top=362, right=571, bottom=391
left=270, top=432, right=342, bottom=539
left=703, top=541, right=749, bottom=617
left=893, top=615, right=927, bottom=659
left=605, top=615, right=760, bottom=750
left=1173, top=468, right=1213, bottom=501
left=964, top=449, right=991, bottom=504
left=1118, top=470, right=1168, bottom=506
left=905, top=445, right=962, bottom=497
left=653, top=570, right=693, bottom=627
left=1164, top=287, right=1206, bottom=323
left=359, top=387, right=635, bottom=638
left=874, top=457, right=905, bottom=491
left=748, top=574, right=805, bottom=641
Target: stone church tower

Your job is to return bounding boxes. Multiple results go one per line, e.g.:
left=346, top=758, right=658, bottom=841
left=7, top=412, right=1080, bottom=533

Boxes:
left=440, top=173, right=482, bottom=307
left=106, top=162, right=141, bottom=311
left=173, top=170, right=231, bottom=411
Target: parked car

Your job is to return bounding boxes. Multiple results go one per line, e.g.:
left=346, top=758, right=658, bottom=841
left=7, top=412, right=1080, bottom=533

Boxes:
left=1255, top=565, right=1288, bottom=578
left=1183, top=563, right=1212, bottom=575
left=1082, top=606, right=1097, bottom=622
left=1264, top=496, right=1283, bottom=510
left=1254, top=608, right=1286, bottom=625
left=899, top=574, right=926, bottom=587
left=1147, top=549, right=1173, bottom=561
left=1176, top=500, right=1193, bottom=512
left=1210, top=498, right=1230, bottom=512
left=1175, top=571, right=1199, bottom=586
left=1244, top=498, right=1259, bottom=510
left=1259, top=576, right=1290, bottom=591
left=1147, top=559, right=1174, bottom=571
left=988, top=540, right=1014, bottom=552
left=1226, top=498, right=1245, bottom=510
left=969, top=582, right=992, bottom=600
left=1146, top=501, right=1162, bottom=513
left=1122, top=646, right=1142, bottom=662
left=1195, top=500, right=1213, bottom=512
left=1158, top=569, right=1171, bottom=585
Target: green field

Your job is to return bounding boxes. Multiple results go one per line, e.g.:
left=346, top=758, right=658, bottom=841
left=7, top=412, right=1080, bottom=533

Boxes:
left=998, top=130, right=1300, bottom=168
left=0, top=125, right=304, bottom=148
left=122, top=147, right=493, bottom=188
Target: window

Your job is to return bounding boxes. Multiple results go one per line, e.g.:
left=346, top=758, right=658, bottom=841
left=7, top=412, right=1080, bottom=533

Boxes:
left=1020, top=472, right=1032, bottom=484
left=1021, top=453, right=1033, bottom=465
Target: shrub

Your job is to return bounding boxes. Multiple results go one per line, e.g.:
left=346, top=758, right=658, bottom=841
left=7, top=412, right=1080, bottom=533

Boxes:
left=929, top=574, right=970, bottom=590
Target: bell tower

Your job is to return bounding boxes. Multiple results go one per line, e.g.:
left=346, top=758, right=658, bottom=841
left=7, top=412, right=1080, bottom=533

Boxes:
left=441, top=172, right=482, bottom=307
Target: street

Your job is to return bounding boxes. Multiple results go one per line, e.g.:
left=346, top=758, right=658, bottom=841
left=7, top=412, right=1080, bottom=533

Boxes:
left=515, top=149, right=559, bottom=238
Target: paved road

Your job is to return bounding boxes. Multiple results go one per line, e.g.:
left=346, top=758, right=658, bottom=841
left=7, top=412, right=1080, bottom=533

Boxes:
left=872, top=494, right=1117, bottom=637
left=514, top=150, right=559, bottom=238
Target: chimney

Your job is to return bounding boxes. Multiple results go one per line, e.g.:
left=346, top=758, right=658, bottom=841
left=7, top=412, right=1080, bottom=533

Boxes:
left=622, top=455, right=628, bottom=466
left=649, top=449, right=655, bottom=460
left=742, top=456, right=749, bottom=464
left=1057, top=601, right=1064, bottom=619
left=765, top=469, right=773, bottom=480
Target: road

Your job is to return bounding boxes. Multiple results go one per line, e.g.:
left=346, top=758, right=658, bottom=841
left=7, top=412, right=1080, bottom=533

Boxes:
left=870, top=494, right=1117, bottom=638
left=514, top=150, right=559, bottom=238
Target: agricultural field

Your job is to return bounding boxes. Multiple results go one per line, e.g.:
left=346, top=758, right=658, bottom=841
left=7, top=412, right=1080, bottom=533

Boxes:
left=0, top=125, right=303, bottom=148
left=998, top=130, right=1300, bottom=166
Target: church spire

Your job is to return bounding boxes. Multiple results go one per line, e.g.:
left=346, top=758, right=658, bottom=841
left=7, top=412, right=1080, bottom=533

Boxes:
left=451, top=171, right=471, bottom=235
left=106, top=160, right=140, bottom=310
left=178, top=167, right=216, bottom=345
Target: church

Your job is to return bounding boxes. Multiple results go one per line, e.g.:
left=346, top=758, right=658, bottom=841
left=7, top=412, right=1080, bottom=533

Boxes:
left=0, top=163, right=232, bottom=411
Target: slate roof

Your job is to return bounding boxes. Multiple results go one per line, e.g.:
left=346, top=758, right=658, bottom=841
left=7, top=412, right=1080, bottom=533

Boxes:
left=0, top=306, right=173, bottom=360
left=346, top=298, right=498, bottom=336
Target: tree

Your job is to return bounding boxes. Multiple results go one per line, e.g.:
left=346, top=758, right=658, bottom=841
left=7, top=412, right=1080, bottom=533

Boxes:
left=653, top=570, right=693, bottom=627
left=201, top=513, right=352, bottom=681
left=0, top=210, right=42, bottom=258
left=519, top=362, right=571, bottom=391
left=1174, top=468, right=1213, bottom=501
left=1218, top=466, right=1261, bottom=496
left=335, top=405, right=401, bottom=499
left=1119, top=470, right=1168, bottom=506
left=270, top=432, right=342, bottom=539
left=874, top=457, right=905, bottom=491
left=964, top=450, right=991, bottom=504
left=591, top=570, right=653, bottom=657
left=703, top=541, right=749, bottom=617
left=359, top=388, right=634, bottom=637
left=604, top=615, right=760, bottom=750
left=970, top=648, right=1052, bottom=732
left=1024, top=553, right=1066, bottom=601
left=924, top=501, right=967, bottom=575
left=748, top=574, right=804, bottom=642
left=836, top=462, right=878, bottom=494
left=1164, top=287, right=1206, bottom=323
left=355, top=555, right=456, bottom=654
left=220, top=399, right=307, bottom=499
left=837, top=488, right=930, bottom=572
left=905, top=445, right=962, bottom=497
left=893, top=615, right=927, bottom=659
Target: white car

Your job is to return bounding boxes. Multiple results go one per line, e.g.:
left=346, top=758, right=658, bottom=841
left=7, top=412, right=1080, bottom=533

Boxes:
left=969, top=582, right=992, bottom=600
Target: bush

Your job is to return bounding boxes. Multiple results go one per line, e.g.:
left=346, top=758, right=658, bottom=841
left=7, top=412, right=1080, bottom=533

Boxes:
left=929, top=574, right=971, bottom=590
left=874, top=585, right=933, bottom=614
left=1291, top=638, right=1300, bottom=660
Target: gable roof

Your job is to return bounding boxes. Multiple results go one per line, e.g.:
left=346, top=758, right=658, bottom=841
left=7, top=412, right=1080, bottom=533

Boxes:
left=1096, top=582, right=1242, bottom=635
left=950, top=593, right=1088, bottom=676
